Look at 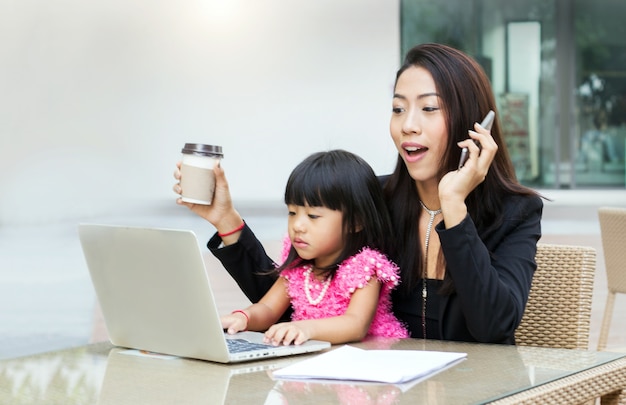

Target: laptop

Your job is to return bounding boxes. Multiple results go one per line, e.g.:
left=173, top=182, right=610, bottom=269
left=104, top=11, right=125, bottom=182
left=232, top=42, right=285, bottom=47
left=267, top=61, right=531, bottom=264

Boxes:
left=78, top=223, right=330, bottom=363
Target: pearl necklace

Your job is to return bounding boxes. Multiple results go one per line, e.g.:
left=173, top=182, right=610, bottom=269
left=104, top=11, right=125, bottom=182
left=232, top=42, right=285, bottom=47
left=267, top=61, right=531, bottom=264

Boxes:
left=304, top=266, right=331, bottom=306
left=419, top=200, right=442, bottom=339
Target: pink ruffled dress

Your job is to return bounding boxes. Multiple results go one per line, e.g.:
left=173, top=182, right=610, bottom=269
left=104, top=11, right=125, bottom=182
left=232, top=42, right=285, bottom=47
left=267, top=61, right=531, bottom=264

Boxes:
left=279, top=238, right=409, bottom=338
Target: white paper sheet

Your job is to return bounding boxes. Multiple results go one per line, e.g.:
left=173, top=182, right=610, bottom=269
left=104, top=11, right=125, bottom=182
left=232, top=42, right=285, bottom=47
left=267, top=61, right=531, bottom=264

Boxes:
left=272, top=345, right=467, bottom=384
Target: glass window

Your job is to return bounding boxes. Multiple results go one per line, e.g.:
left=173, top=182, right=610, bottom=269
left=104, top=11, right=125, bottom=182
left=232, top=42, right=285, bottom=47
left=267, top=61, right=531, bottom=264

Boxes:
left=400, top=0, right=626, bottom=188
left=573, top=0, right=626, bottom=187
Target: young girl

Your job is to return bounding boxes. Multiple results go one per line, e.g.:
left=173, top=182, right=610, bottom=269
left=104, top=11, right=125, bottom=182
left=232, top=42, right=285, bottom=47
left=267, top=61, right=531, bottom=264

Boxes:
left=220, top=150, right=408, bottom=345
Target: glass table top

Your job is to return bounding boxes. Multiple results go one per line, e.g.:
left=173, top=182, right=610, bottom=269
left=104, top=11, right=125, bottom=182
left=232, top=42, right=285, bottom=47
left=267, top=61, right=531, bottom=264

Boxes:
left=1, top=339, right=624, bottom=404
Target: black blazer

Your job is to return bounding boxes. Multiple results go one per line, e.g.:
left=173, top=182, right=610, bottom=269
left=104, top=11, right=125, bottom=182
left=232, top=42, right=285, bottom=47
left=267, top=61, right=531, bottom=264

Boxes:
left=394, top=193, right=543, bottom=343
left=208, top=190, right=543, bottom=345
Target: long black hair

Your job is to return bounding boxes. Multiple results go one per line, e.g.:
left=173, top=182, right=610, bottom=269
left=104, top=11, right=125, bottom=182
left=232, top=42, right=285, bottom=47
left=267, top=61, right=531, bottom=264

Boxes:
left=276, top=150, right=394, bottom=278
left=384, top=43, right=541, bottom=295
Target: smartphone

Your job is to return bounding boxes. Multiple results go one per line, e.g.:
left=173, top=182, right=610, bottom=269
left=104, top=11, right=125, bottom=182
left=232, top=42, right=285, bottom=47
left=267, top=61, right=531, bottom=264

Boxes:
left=458, top=110, right=495, bottom=169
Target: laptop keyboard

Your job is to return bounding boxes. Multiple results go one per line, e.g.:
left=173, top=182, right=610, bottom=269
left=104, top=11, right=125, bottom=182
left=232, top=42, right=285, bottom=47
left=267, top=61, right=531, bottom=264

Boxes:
left=227, top=338, right=273, bottom=353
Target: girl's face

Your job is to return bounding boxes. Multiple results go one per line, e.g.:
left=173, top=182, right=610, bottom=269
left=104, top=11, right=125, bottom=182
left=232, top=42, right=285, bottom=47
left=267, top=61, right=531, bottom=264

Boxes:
left=287, top=203, right=343, bottom=269
left=390, top=66, right=449, bottom=184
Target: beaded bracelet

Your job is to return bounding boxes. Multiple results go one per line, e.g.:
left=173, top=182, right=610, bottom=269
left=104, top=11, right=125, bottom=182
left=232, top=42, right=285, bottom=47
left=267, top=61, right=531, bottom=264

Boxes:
left=231, top=310, right=249, bottom=328
left=218, top=220, right=245, bottom=237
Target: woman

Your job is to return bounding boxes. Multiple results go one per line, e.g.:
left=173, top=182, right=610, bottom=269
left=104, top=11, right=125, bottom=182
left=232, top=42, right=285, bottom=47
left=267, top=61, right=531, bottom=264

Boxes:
left=173, top=43, right=543, bottom=344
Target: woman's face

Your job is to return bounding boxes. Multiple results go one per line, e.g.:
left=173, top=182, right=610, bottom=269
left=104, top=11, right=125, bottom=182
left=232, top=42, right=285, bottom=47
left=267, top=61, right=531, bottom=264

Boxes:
left=390, top=66, right=448, bottom=184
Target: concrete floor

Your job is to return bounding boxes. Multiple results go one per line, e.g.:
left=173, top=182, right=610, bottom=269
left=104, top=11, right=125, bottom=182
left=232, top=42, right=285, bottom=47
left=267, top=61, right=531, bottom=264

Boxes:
left=1, top=189, right=625, bottom=360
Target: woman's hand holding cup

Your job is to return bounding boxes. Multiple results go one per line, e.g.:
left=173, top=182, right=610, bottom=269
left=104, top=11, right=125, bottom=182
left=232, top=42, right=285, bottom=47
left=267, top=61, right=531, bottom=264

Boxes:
left=173, top=160, right=245, bottom=244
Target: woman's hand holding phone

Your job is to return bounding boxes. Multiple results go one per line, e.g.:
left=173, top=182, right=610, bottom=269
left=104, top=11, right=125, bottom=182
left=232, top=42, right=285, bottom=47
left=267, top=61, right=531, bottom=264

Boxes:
left=458, top=110, right=495, bottom=169
left=439, top=110, right=499, bottom=228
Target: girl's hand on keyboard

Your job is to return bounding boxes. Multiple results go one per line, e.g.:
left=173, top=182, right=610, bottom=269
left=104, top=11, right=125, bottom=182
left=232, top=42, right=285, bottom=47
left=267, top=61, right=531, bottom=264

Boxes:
left=221, top=312, right=248, bottom=334
left=264, top=322, right=311, bottom=346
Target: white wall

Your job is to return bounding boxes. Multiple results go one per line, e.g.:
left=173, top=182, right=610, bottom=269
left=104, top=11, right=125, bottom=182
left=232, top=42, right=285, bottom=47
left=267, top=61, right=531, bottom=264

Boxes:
left=0, top=0, right=401, bottom=225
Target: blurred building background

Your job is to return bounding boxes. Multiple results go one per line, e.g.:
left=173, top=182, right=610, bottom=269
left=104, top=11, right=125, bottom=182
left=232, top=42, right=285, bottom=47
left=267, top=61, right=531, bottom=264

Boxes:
left=401, top=0, right=626, bottom=189
left=2, top=1, right=624, bottom=227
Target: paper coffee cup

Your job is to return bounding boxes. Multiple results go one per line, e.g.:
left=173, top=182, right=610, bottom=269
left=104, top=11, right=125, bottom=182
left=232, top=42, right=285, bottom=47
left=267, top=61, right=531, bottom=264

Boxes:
left=180, top=143, right=223, bottom=205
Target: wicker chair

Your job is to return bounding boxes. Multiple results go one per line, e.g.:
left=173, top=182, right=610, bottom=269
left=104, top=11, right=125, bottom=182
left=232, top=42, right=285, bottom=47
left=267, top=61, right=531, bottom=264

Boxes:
left=597, top=207, right=626, bottom=351
left=515, top=243, right=596, bottom=350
